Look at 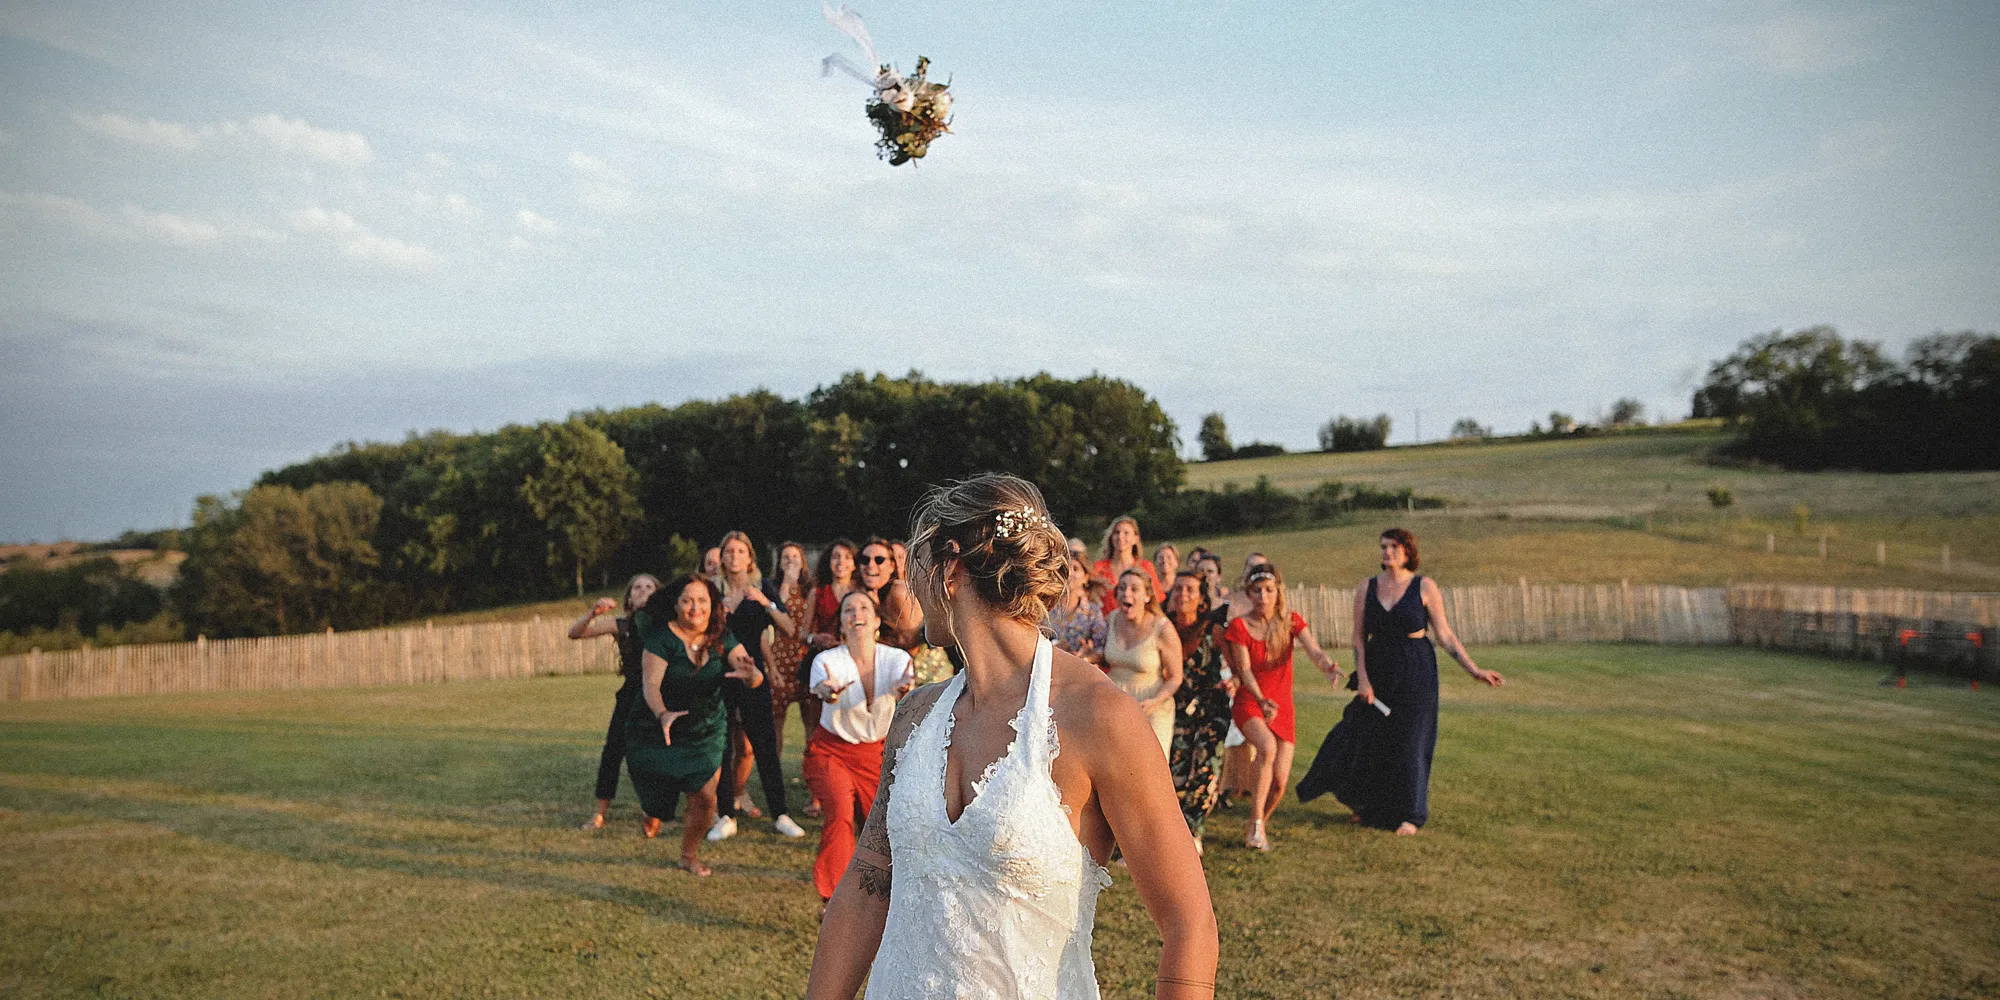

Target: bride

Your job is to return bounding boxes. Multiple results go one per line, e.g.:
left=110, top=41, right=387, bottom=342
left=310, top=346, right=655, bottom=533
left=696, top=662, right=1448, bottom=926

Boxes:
left=806, top=474, right=1219, bottom=999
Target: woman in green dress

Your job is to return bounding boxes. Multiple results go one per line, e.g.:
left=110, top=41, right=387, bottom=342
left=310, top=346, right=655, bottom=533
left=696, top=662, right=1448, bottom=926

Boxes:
left=626, top=573, right=764, bottom=876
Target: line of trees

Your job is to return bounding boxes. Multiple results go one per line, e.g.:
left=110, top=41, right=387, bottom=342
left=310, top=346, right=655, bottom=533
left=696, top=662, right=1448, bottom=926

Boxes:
left=160, top=372, right=1183, bottom=638
left=1694, top=327, right=1999, bottom=471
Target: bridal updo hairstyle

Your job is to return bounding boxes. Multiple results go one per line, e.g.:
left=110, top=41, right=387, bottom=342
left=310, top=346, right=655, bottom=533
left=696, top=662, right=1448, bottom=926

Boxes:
left=907, top=474, right=1069, bottom=629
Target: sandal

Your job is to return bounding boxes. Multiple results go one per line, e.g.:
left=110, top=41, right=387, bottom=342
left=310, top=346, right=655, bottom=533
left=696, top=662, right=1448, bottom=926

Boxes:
left=734, top=794, right=762, bottom=819
left=803, top=799, right=823, bottom=819
left=678, top=856, right=712, bottom=877
left=580, top=813, right=606, bottom=831
left=641, top=816, right=662, bottom=839
left=1246, top=823, right=1270, bottom=852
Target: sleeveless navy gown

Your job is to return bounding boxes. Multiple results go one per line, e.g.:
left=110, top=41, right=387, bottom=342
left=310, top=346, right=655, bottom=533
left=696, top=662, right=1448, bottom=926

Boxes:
left=1298, top=576, right=1440, bottom=829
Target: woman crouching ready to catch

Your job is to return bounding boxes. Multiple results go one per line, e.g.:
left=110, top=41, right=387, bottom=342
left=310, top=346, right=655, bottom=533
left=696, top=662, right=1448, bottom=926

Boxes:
left=806, top=474, right=1219, bottom=999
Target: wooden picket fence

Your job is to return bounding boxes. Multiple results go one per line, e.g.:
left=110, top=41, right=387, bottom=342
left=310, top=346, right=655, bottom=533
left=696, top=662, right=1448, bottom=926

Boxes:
left=9, top=583, right=1995, bottom=702
left=4, top=582, right=1741, bottom=703
left=1286, top=581, right=1732, bottom=649
left=1, top=617, right=619, bottom=703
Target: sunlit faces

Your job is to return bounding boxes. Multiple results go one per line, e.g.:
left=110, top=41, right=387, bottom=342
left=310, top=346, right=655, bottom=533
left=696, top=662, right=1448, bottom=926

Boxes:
left=838, top=590, right=880, bottom=637
left=627, top=576, right=659, bottom=610
left=676, top=579, right=713, bottom=632
left=721, top=536, right=755, bottom=577
left=889, top=541, right=908, bottom=580
left=1116, top=571, right=1151, bottom=613
left=1167, top=574, right=1202, bottom=617
left=1066, top=557, right=1091, bottom=594
left=1247, top=577, right=1280, bottom=616
left=858, top=543, right=895, bottom=590
left=828, top=544, right=857, bottom=584
left=778, top=543, right=806, bottom=580
left=1153, top=544, right=1179, bottom=583
left=1379, top=538, right=1407, bottom=571
left=1110, top=520, right=1139, bottom=560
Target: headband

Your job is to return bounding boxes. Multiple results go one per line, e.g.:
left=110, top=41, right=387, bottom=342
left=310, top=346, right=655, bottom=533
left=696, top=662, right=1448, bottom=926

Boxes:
left=1246, top=569, right=1277, bottom=583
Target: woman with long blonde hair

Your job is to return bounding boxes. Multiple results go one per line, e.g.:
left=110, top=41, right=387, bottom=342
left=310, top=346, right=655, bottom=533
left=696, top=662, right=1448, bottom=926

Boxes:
left=1105, top=567, right=1182, bottom=755
left=1222, top=563, right=1342, bottom=851
left=1093, top=515, right=1164, bottom=612
left=710, top=530, right=805, bottom=842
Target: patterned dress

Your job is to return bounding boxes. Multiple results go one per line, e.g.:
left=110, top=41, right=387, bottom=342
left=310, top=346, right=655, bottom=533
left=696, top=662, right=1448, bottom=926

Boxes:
left=1046, top=599, right=1108, bottom=659
left=1169, top=617, right=1232, bottom=838
left=766, top=583, right=812, bottom=709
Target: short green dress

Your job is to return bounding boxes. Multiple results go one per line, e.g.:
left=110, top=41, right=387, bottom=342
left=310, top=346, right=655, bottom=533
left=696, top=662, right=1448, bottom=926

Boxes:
left=623, top=612, right=740, bottom=818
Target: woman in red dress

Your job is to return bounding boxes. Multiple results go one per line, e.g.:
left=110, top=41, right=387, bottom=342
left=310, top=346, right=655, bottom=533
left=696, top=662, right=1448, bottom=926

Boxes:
left=1223, top=564, right=1341, bottom=851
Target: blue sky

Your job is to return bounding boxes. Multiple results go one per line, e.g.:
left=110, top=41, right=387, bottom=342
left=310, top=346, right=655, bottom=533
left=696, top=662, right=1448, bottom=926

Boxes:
left=2, top=1, right=1996, bottom=542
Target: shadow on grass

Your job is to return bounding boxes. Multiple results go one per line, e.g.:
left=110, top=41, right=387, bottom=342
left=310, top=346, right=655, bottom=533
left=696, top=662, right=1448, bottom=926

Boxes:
left=0, top=781, right=774, bottom=933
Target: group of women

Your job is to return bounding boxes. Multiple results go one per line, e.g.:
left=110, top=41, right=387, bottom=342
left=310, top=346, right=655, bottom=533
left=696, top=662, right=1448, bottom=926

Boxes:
left=568, top=532, right=930, bottom=881
left=568, top=508, right=1503, bottom=882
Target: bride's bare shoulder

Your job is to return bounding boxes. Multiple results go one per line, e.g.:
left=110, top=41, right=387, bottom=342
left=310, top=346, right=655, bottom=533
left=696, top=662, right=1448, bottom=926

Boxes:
left=884, top=681, right=948, bottom=746
left=1048, top=648, right=1151, bottom=741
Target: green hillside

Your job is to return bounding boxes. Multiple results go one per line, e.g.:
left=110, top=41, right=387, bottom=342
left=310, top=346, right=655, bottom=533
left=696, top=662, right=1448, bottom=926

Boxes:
left=1176, top=426, right=2000, bottom=590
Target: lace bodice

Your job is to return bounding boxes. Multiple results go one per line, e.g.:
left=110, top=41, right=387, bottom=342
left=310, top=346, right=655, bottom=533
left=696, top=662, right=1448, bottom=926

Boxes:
left=866, top=636, right=1111, bottom=1000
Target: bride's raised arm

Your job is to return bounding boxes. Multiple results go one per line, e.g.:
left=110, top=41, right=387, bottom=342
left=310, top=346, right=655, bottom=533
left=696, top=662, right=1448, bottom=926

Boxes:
left=804, top=682, right=946, bottom=999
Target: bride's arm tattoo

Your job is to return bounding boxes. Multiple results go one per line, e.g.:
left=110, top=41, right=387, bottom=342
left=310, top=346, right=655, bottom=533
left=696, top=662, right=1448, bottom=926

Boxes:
left=851, top=683, right=940, bottom=900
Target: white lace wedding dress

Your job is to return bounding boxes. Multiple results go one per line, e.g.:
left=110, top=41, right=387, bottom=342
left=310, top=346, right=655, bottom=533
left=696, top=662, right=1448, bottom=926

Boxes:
left=866, top=635, right=1113, bottom=1000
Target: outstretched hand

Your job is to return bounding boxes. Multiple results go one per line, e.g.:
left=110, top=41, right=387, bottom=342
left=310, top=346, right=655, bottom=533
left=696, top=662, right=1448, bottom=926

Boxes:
left=590, top=597, right=617, bottom=617
left=1474, top=668, right=1505, bottom=687
left=658, top=710, right=689, bottom=745
left=892, top=670, right=917, bottom=698
left=817, top=678, right=853, bottom=703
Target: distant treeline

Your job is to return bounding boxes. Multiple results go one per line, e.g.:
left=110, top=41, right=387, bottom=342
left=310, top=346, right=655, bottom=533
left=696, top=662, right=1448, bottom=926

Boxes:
left=161, top=372, right=1182, bottom=637
left=1138, top=477, right=1445, bottom=539
left=1695, top=327, right=1999, bottom=472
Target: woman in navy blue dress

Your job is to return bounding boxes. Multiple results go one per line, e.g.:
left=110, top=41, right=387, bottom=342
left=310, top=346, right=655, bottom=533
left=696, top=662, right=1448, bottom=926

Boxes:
left=1298, top=528, right=1503, bottom=834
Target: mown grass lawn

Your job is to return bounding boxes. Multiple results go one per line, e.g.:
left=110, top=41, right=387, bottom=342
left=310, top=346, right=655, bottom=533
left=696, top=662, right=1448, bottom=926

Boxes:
left=2, top=644, right=1997, bottom=999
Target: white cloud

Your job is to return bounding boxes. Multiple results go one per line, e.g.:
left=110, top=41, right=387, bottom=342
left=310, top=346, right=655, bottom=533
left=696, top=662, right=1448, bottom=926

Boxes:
left=236, top=114, right=371, bottom=167
left=567, top=151, right=637, bottom=214
left=0, top=189, right=273, bottom=248
left=514, top=209, right=559, bottom=234
left=1723, top=12, right=1884, bottom=75
left=73, top=112, right=201, bottom=151
left=72, top=111, right=373, bottom=166
left=284, top=206, right=434, bottom=269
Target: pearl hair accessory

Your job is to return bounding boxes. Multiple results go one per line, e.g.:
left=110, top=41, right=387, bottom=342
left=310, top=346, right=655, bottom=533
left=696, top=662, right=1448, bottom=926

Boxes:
left=993, top=505, right=1052, bottom=540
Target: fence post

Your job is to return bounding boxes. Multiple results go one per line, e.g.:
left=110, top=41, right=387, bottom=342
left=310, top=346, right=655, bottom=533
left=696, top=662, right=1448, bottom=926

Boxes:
left=1943, top=545, right=1952, bottom=573
left=1877, top=541, right=1886, bottom=566
left=1766, top=533, right=1775, bottom=554
left=1820, top=533, right=1828, bottom=560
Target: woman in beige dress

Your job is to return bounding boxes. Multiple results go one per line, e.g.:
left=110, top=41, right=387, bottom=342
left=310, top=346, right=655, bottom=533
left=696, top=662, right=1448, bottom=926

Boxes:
left=1104, top=567, right=1183, bottom=756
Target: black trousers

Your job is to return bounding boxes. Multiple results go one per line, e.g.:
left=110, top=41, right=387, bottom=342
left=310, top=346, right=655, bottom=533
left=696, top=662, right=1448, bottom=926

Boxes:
left=595, top=676, right=668, bottom=814
left=718, top=677, right=789, bottom=819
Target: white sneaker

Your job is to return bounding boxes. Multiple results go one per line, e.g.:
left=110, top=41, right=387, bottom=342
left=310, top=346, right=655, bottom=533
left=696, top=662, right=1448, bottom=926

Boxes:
left=706, top=815, right=737, bottom=842
left=773, top=814, right=805, bottom=838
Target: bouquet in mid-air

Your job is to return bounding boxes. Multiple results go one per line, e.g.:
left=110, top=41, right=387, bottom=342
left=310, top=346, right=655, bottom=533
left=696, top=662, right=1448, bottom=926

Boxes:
left=821, top=3, right=952, bottom=165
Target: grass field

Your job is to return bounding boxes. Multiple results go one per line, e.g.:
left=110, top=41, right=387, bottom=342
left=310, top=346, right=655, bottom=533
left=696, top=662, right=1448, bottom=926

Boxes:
left=4, top=644, right=1997, bottom=998
left=1179, top=428, right=2000, bottom=589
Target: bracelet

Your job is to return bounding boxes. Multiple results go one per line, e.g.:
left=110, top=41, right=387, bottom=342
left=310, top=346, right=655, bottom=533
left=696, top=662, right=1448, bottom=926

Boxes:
left=1157, top=975, right=1214, bottom=990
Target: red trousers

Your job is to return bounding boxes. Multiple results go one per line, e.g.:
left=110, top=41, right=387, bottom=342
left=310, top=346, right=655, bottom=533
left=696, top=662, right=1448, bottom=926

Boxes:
left=802, top=728, right=885, bottom=900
